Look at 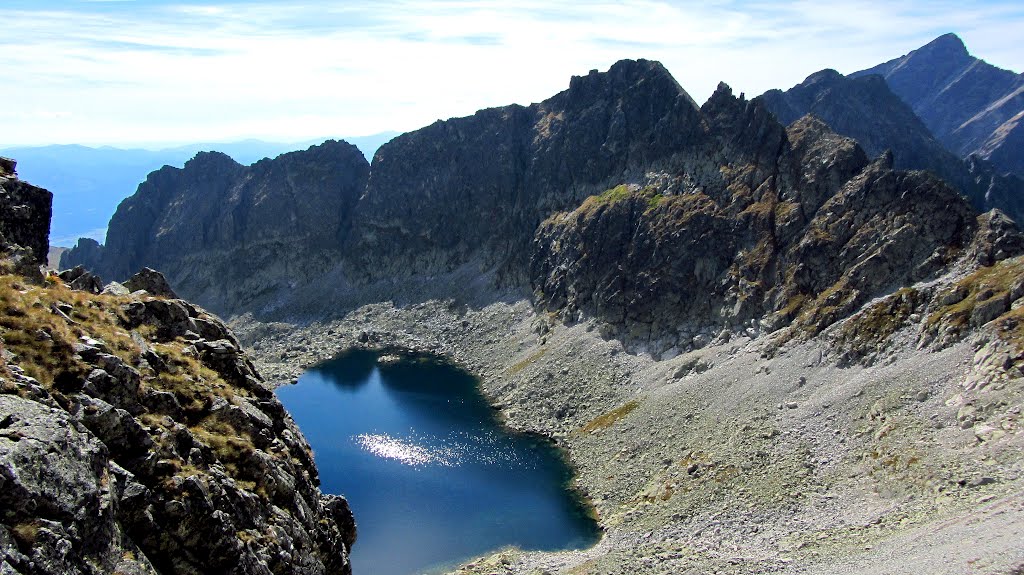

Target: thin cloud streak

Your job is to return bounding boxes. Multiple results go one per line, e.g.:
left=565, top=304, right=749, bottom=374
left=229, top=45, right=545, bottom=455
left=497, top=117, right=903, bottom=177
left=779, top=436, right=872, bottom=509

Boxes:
left=1, top=1, right=1021, bottom=146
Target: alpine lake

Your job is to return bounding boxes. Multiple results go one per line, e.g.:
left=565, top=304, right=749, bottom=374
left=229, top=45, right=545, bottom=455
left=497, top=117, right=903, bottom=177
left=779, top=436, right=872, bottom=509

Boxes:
left=275, top=349, right=600, bottom=575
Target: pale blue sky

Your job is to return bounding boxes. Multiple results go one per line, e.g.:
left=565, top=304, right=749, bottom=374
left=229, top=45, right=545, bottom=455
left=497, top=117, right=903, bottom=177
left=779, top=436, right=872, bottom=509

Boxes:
left=3, top=1, right=1022, bottom=147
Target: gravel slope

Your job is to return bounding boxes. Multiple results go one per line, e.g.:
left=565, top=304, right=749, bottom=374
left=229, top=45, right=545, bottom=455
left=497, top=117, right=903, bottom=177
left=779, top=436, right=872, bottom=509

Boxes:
left=235, top=292, right=1024, bottom=575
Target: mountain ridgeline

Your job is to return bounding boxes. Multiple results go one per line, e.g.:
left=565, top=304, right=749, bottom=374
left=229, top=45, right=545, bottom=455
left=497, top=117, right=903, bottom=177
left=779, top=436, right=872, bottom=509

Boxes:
left=852, top=33, right=1024, bottom=178
left=63, top=51, right=1024, bottom=355
left=64, top=141, right=369, bottom=314
left=760, top=68, right=1024, bottom=224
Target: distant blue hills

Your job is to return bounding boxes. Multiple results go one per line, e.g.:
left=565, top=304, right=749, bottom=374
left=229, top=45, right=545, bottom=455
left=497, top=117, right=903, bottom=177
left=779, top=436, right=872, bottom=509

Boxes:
left=0, top=132, right=399, bottom=246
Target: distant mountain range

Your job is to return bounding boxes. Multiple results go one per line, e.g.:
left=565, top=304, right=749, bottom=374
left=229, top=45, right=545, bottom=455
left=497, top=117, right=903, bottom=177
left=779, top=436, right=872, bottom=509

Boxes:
left=0, top=132, right=398, bottom=246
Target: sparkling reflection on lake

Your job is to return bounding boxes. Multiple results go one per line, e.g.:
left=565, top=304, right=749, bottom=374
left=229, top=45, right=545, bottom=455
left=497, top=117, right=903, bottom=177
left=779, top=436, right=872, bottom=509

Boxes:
left=275, top=349, right=600, bottom=575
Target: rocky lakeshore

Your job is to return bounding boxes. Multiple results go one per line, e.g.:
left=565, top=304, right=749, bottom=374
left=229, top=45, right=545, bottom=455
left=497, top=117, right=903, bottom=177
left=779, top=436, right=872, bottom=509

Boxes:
left=235, top=271, right=1024, bottom=574
left=1, top=165, right=356, bottom=575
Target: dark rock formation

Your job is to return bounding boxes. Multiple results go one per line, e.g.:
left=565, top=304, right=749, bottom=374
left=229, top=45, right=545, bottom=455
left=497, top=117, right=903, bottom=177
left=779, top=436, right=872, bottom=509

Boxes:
left=61, top=140, right=370, bottom=315
left=0, top=158, right=52, bottom=265
left=57, top=265, right=103, bottom=294
left=852, top=33, right=1024, bottom=178
left=347, top=59, right=703, bottom=285
left=530, top=109, right=1022, bottom=354
left=760, top=68, right=1024, bottom=224
left=0, top=263, right=356, bottom=574
left=58, top=237, right=101, bottom=271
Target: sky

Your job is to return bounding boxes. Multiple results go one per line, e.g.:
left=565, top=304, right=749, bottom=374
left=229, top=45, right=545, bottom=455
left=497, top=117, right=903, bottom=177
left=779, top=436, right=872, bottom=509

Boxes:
left=2, top=0, right=1023, bottom=148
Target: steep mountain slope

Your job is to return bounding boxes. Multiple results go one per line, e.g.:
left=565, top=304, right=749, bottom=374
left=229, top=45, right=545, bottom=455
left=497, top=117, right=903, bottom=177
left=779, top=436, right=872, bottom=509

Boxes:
left=3, top=134, right=398, bottom=246
left=0, top=170, right=356, bottom=575
left=760, top=69, right=1024, bottom=223
left=531, top=93, right=1023, bottom=356
left=347, top=60, right=702, bottom=285
left=852, top=33, right=1024, bottom=177
left=61, top=140, right=370, bottom=315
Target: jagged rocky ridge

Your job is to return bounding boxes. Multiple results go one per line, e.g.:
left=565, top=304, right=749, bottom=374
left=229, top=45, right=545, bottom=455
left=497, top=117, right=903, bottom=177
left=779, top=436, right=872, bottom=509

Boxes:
left=852, top=33, right=1024, bottom=178
left=531, top=98, right=1024, bottom=357
left=62, top=140, right=369, bottom=315
left=65, top=57, right=1024, bottom=339
left=2, top=174, right=356, bottom=574
left=760, top=68, right=1024, bottom=224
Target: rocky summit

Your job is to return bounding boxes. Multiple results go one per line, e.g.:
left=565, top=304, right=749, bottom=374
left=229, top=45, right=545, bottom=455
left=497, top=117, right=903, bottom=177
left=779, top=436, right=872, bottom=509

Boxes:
left=1, top=175, right=355, bottom=574
left=852, top=33, right=1024, bottom=178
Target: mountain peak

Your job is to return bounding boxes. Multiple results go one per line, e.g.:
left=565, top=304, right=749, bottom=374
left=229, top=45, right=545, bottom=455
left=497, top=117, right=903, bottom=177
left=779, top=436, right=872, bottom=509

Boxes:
left=922, top=32, right=968, bottom=56
left=804, top=69, right=844, bottom=86
left=566, top=58, right=693, bottom=107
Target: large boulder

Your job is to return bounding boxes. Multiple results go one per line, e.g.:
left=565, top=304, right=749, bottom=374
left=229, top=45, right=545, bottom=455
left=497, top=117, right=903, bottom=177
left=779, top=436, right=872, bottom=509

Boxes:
left=123, top=268, right=177, bottom=298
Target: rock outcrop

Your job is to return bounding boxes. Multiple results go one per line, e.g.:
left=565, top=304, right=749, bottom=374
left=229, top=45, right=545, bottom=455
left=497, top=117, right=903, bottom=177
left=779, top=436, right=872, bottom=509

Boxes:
left=529, top=103, right=1021, bottom=354
left=852, top=33, right=1024, bottom=178
left=61, top=140, right=370, bottom=315
left=760, top=68, right=1024, bottom=224
left=0, top=157, right=52, bottom=265
left=58, top=237, right=101, bottom=271
left=1, top=170, right=356, bottom=574
left=0, top=266, right=356, bottom=575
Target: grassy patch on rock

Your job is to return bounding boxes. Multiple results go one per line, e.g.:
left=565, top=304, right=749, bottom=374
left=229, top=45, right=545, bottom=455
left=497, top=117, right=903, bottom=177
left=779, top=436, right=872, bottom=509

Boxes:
left=926, top=256, right=1024, bottom=349
left=578, top=400, right=639, bottom=433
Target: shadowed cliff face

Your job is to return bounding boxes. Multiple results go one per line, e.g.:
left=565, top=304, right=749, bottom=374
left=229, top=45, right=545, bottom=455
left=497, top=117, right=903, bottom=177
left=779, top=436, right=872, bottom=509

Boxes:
left=62, top=140, right=369, bottom=314
left=852, top=33, right=1024, bottom=178
left=0, top=158, right=52, bottom=265
left=346, top=59, right=704, bottom=285
left=759, top=69, right=1024, bottom=225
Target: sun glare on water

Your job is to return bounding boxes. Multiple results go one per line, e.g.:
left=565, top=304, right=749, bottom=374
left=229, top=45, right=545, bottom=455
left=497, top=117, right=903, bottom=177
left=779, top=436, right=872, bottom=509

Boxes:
left=354, top=433, right=455, bottom=467
left=353, top=431, right=532, bottom=469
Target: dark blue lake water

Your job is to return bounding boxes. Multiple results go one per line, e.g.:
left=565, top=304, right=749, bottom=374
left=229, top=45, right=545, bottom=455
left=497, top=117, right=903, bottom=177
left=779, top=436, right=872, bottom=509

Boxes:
left=275, top=349, right=600, bottom=575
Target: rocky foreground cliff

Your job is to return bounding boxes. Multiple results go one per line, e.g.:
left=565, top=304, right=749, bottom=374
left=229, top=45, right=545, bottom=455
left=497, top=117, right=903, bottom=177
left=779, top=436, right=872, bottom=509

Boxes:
left=1, top=169, right=355, bottom=574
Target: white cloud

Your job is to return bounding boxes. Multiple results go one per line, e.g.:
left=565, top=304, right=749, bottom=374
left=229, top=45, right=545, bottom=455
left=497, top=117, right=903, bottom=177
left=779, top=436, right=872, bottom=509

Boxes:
left=1, top=0, right=1021, bottom=146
